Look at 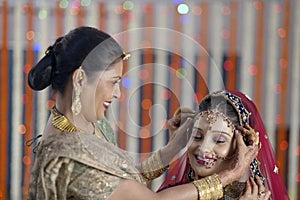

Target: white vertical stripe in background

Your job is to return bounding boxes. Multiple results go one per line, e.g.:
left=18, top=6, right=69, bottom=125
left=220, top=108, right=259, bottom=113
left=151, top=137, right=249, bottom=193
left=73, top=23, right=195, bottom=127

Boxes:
left=11, top=1, right=23, bottom=199
left=65, top=4, right=76, bottom=34
left=36, top=1, right=50, bottom=139
left=85, top=0, right=98, bottom=28
left=180, top=2, right=196, bottom=109
left=106, top=3, right=122, bottom=137
left=125, top=5, right=142, bottom=162
left=209, top=1, right=225, bottom=91
left=152, top=4, right=170, bottom=191
left=263, top=1, right=280, bottom=147
left=239, top=0, right=255, bottom=98
left=288, top=1, right=300, bottom=199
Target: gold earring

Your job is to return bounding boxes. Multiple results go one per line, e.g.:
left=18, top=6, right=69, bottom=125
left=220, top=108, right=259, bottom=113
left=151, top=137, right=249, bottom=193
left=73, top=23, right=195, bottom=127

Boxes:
left=71, top=86, right=81, bottom=115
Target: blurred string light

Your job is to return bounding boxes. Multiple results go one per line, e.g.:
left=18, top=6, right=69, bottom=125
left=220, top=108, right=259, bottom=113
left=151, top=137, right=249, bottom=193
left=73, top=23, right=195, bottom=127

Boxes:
left=274, top=3, right=282, bottom=13
left=114, top=5, right=125, bottom=14
left=123, top=1, right=134, bottom=11
left=70, top=0, right=80, bottom=15
left=253, top=1, right=263, bottom=10
left=192, top=6, right=202, bottom=15
left=277, top=28, right=286, bottom=38
left=223, top=60, right=234, bottom=71
left=122, top=77, right=132, bottom=88
left=81, top=0, right=91, bottom=7
left=140, top=69, right=149, bottom=80
left=248, top=65, right=258, bottom=76
left=173, top=0, right=183, bottom=4
left=38, top=9, right=47, bottom=20
left=142, top=99, right=152, bottom=110
left=176, top=68, right=187, bottom=79
left=221, top=6, right=231, bottom=15
left=160, top=89, right=171, bottom=100
left=26, top=31, right=35, bottom=40
left=177, top=3, right=189, bottom=15
left=33, top=44, right=42, bottom=52
left=59, top=0, right=69, bottom=9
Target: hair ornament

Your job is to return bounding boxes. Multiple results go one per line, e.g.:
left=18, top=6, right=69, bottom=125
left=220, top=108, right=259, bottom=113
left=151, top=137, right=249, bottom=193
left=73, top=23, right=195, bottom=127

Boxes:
left=122, top=52, right=131, bottom=60
left=45, top=45, right=54, bottom=55
left=208, top=91, right=251, bottom=126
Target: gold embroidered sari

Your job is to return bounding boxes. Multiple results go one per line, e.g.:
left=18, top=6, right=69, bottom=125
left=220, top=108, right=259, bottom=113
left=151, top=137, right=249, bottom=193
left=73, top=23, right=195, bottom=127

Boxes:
left=29, top=131, right=145, bottom=200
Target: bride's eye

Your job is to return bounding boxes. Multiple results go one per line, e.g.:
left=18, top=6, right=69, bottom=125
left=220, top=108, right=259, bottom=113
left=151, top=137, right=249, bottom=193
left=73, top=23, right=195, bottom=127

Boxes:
left=193, top=129, right=203, bottom=141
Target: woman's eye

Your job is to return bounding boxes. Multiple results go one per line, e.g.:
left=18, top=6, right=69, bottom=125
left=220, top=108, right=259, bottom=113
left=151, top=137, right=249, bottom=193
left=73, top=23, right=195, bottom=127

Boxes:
left=113, top=80, right=121, bottom=85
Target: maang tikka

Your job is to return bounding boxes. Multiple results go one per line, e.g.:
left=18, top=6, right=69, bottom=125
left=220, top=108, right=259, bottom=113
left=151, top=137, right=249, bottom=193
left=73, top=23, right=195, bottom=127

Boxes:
left=71, top=69, right=83, bottom=115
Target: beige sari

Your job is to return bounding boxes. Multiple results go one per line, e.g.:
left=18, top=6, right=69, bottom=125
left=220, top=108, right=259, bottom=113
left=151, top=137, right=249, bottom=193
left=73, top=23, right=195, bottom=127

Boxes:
left=29, top=131, right=145, bottom=199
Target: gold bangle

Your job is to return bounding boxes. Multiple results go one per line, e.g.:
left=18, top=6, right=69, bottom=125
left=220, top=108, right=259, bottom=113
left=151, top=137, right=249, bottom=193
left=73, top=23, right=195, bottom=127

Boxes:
left=192, top=174, right=223, bottom=200
left=141, top=151, right=169, bottom=181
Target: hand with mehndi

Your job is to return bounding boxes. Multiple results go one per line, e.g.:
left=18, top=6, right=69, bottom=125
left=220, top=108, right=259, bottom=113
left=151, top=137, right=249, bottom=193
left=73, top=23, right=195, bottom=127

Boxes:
left=239, top=175, right=271, bottom=200
left=218, top=130, right=259, bottom=186
left=237, top=123, right=260, bottom=146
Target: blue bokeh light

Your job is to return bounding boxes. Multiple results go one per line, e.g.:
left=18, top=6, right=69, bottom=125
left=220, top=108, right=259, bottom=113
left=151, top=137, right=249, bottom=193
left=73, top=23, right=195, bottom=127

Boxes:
left=173, top=0, right=183, bottom=4
left=33, top=43, right=42, bottom=52
left=122, top=77, right=132, bottom=88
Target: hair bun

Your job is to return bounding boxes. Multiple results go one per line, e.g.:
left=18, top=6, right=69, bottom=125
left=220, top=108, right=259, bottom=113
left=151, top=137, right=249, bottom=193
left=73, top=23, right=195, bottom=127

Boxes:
left=28, top=54, right=54, bottom=90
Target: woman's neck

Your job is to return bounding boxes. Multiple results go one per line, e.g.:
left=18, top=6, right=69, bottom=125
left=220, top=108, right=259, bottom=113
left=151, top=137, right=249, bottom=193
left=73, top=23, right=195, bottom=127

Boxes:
left=50, top=92, right=95, bottom=135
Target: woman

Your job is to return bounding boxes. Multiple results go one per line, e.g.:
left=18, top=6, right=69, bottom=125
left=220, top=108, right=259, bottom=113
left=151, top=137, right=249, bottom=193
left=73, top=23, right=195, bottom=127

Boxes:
left=159, top=90, right=289, bottom=200
left=28, top=27, right=259, bottom=199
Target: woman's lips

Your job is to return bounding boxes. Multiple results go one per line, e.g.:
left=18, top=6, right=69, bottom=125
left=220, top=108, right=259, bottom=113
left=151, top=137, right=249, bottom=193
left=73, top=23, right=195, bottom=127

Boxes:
left=103, top=101, right=111, bottom=109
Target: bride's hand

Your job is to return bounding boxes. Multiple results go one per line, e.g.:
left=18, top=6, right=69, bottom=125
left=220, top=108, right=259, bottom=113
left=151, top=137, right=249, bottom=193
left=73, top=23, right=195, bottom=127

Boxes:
left=218, top=130, right=259, bottom=186
left=239, top=175, right=271, bottom=200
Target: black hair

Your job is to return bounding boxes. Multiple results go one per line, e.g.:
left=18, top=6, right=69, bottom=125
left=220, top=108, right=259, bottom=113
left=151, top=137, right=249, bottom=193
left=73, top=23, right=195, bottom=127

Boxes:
left=198, top=95, right=240, bottom=126
left=28, top=26, right=124, bottom=93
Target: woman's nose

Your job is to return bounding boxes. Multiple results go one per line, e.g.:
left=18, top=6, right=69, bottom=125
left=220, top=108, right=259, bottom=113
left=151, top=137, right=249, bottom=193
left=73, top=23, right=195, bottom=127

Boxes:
left=113, top=84, right=121, bottom=99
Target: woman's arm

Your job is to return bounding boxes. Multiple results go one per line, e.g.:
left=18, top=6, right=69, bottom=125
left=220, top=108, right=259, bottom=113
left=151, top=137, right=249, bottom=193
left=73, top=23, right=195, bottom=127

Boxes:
left=108, top=179, right=198, bottom=200
left=136, top=118, right=194, bottom=182
left=110, top=130, right=259, bottom=200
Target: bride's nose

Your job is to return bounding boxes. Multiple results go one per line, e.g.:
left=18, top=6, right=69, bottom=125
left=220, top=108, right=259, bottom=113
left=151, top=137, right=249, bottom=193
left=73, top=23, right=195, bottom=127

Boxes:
left=198, top=138, right=212, bottom=154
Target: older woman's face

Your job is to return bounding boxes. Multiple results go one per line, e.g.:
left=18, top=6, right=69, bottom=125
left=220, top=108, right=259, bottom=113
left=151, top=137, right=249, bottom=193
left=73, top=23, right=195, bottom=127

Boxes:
left=187, top=112, right=236, bottom=178
left=81, top=61, right=123, bottom=121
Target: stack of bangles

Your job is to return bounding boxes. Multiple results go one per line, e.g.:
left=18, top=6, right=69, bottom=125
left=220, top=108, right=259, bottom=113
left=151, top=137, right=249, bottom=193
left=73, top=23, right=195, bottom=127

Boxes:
left=141, top=151, right=169, bottom=181
left=192, top=174, right=224, bottom=200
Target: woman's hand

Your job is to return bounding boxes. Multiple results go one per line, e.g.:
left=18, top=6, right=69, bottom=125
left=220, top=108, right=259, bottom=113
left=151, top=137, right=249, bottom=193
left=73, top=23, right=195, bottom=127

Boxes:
left=239, top=175, right=271, bottom=200
left=168, top=107, right=196, bottom=140
left=159, top=108, right=195, bottom=166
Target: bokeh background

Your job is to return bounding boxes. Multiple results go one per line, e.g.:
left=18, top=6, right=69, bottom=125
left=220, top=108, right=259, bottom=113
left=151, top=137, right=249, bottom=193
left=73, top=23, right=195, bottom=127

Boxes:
left=0, top=0, right=299, bottom=199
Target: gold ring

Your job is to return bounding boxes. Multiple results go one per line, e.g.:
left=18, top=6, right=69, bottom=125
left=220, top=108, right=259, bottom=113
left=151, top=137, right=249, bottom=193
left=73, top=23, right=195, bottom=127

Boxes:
left=259, top=190, right=266, bottom=196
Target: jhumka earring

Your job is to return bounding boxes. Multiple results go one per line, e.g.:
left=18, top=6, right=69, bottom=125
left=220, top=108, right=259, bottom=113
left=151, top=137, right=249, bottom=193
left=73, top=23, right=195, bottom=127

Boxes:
left=71, top=69, right=83, bottom=115
left=71, top=86, right=82, bottom=115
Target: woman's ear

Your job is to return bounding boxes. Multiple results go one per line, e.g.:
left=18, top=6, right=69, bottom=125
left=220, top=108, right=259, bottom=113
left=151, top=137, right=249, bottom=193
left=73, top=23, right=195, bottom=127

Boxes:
left=72, top=66, right=87, bottom=91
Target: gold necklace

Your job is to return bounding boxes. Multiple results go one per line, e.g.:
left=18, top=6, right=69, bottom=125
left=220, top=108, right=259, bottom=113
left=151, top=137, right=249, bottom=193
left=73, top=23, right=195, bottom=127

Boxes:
left=51, top=106, right=79, bottom=132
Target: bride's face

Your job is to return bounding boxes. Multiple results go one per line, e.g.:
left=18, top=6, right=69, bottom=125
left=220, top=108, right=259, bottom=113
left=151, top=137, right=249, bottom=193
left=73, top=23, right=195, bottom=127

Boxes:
left=187, top=112, right=236, bottom=178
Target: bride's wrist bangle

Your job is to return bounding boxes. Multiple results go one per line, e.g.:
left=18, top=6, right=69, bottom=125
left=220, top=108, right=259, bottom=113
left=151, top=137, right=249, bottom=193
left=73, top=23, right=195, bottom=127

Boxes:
left=192, top=174, right=223, bottom=200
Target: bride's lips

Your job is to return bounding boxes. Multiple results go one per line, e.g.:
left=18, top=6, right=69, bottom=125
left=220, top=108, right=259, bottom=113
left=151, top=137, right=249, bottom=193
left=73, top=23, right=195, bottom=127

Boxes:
left=194, top=154, right=217, bottom=166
